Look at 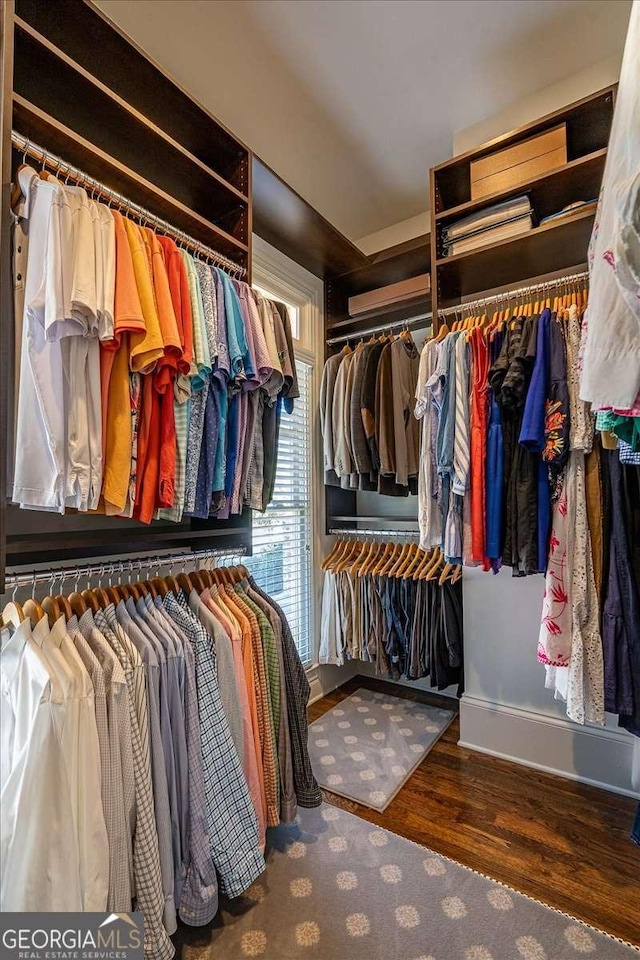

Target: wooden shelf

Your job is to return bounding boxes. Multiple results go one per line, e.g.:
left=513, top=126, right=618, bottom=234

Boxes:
left=434, top=149, right=606, bottom=227
left=13, top=28, right=249, bottom=245
left=326, top=293, right=432, bottom=331
left=13, top=95, right=249, bottom=262
left=16, top=0, right=249, bottom=192
left=436, top=206, right=595, bottom=304
left=14, top=18, right=249, bottom=205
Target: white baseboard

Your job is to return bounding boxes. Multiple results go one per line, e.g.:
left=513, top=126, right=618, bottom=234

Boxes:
left=307, top=662, right=359, bottom=704
left=459, top=695, right=640, bottom=799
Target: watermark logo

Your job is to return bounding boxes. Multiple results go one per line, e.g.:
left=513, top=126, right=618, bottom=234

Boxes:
left=1, top=913, right=144, bottom=960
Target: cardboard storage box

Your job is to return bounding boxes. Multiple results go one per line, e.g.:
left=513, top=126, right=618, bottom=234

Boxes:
left=471, top=123, right=567, bottom=201
left=348, top=273, right=430, bottom=317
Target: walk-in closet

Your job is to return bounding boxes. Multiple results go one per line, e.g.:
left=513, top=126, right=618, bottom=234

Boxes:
left=1, top=2, right=639, bottom=959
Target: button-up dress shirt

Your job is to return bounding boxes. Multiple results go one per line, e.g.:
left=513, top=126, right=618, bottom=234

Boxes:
left=1, top=621, right=82, bottom=911
left=98, top=607, right=175, bottom=960
left=163, top=593, right=264, bottom=898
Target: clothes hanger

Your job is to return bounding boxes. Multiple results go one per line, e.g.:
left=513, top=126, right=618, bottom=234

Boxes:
left=2, top=578, right=25, bottom=627
left=68, top=567, right=88, bottom=617
left=438, top=561, right=455, bottom=586
left=41, top=572, right=63, bottom=627
left=164, top=558, right=181, bottom=595
left=177, top=556, right=194, bottom=594
left=390, top=541, right=414, bottom=578
left=378, top=543, right=402, bottom=577
left=451, top=564, right=463, bottom=584
left=53, top=570, right=73, bottom=622
left=335, top=538, right=361, bottom=573
left=404, top=547, right=425, bottom=580
left=22, top=571, right=45, bottom=627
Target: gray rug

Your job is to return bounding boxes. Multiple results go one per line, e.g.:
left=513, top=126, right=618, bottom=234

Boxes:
left=308, top=688, right=455, bottom=811
left=207, top=803, right=639, bottom=960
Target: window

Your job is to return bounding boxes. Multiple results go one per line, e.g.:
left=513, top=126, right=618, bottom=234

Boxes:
left=246, top=236, right=325, bottom=668
left=243, top=358, right=314, bottom=664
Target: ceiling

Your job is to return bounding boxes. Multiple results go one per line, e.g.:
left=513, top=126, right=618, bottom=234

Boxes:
left=97, top=0, right=631, bottom=242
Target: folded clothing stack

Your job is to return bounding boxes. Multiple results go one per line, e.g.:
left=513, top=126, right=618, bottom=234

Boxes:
left=442, top=194, right=533, bottom=257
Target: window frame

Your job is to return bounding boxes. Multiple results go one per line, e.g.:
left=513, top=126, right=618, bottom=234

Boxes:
left=251, top=236, right=326, bottom=669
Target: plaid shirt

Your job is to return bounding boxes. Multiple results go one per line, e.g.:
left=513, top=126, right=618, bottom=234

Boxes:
left=164, top=607, right=220, bottom=926
left=96, top=608, right=174, bottom=960
left=235, top=586, right=280, bottom=747
left=247, top=578, right=321, bottom=808
left=246, top=583, right=297, bottom=823
left=222, top=586, right=280, bottom=826
left=163, top=593, right=264, bottom=898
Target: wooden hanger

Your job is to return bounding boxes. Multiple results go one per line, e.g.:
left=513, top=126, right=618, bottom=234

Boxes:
left=451, top=564, right=463, bottom=584
left=438, top=561, right=455, bottom=586
left=41, top=595, right=62, bottom=628
left=177, top=571, right=194, bottom=593
left=68, top=591, right=88, bottom=616
left=150, top=577, right=170, bottom=597
left=402, top=546, right=423, bottom=580
left=82, top=589, right=101, bottom=614
left=435, top=320, right=450, bottom=342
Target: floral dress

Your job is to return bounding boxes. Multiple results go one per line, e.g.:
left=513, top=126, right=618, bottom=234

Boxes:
left=539, top=307, right=604, bottom=725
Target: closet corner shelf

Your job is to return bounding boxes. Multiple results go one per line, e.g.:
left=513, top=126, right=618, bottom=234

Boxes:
left=13, top=16, right=250, bottom=207
left=12, top=94, right=249, bottom=262
left=435, top=206, right=595, bottom=303
left=433, top=148, right=607, bottom=224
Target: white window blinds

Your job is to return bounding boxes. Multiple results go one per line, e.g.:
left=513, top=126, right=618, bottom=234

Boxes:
left=243, top=359, right=314, bottom=665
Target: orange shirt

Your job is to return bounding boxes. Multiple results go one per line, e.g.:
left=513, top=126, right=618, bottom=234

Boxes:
left=157, top=236, right=193, bottom=376
left=101, top=210, right=146, bottom=514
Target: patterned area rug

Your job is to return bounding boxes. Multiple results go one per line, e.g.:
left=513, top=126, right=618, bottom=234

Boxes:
left=205, top=803, right=639, bottom=960
left=308, top=688, right=455, bottom=811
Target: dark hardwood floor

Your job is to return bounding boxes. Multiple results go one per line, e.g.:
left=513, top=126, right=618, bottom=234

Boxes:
left=310, top=675, right=640, bottom=947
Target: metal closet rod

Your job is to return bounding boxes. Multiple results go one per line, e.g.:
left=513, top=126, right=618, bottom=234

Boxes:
left=437, top=270, right=589, bottom=321
left=329, top=528, right=420, bottom=539
left=326, top=312, right=432, bottom=346
left=4, top=545, right=247, bottom=592
left=326, top=270, right=589, bottom=345
left=11, top=130, right=246, bottom=278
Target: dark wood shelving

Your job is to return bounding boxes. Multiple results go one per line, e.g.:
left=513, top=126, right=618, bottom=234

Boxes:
left=15, top=0, right=250, bottom=193
left=436, top=206, right=595, bottom=305
left=13, top=95, right=249, bottom=262
left=1, top=0, right=255, bottom=587
left=434, top=148, right=606, bottom=227
left=429, top=85, right=615, bottom=323
left=14, top=18, right=249, bottom=207
left=432, top=85, right=615, bottom=214
left=326, top=293, right=432, bottom=332
left=13, top=29, right=249, bottom=245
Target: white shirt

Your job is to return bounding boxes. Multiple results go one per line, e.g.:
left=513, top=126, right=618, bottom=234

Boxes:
left=51, top=616, right=109, bottom=911
left=12, top=171, right=67, bottom=511
left=579, top=0, right=640, bottom=409
left=1, top=620, right=83, bottom=911
left=98, top=203, right=116, bottom=341
left=319, top=571, right=343, bottom=666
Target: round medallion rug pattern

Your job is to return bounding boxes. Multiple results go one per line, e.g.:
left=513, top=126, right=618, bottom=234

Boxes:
left=201, top=803, right=640, bottom=960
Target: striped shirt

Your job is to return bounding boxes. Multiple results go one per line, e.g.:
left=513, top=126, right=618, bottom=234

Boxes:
left=96, top=608, right=174, bottom=960
left=163, top=593, right=264, bottom=898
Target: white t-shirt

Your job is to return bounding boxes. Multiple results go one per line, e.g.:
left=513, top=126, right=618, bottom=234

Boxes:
left=13, top=172, right=67, bottom=510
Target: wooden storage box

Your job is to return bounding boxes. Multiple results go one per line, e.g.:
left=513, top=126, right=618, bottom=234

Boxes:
left=348, top=272, right=430, bottom=316
left=471, top=123, right=567, bottom=201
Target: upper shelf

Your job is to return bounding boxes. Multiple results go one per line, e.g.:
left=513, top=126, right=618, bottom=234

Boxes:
left=436, top=205, right=594, bottom=305
left=13, top=95, right=249, bottom=263
left=434, top=148, right=606, bottom=229
left=15, top=0, right=249, bottom=193
left=13, top=23, right=249, bottom=246
left=432, top=85, right=615, bottom=214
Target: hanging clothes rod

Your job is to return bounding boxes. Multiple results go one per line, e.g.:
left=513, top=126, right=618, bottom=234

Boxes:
left=3, top=545, right=247, bottom=593
left=326, top=312, right=433, bottom=346
left=11, top=130, right=246, bottom=278
left=326, top=270, right=589, bottom=346
left=438, top=270, right=589, bottom=321
left=329, top=528, right=420, bottom=539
